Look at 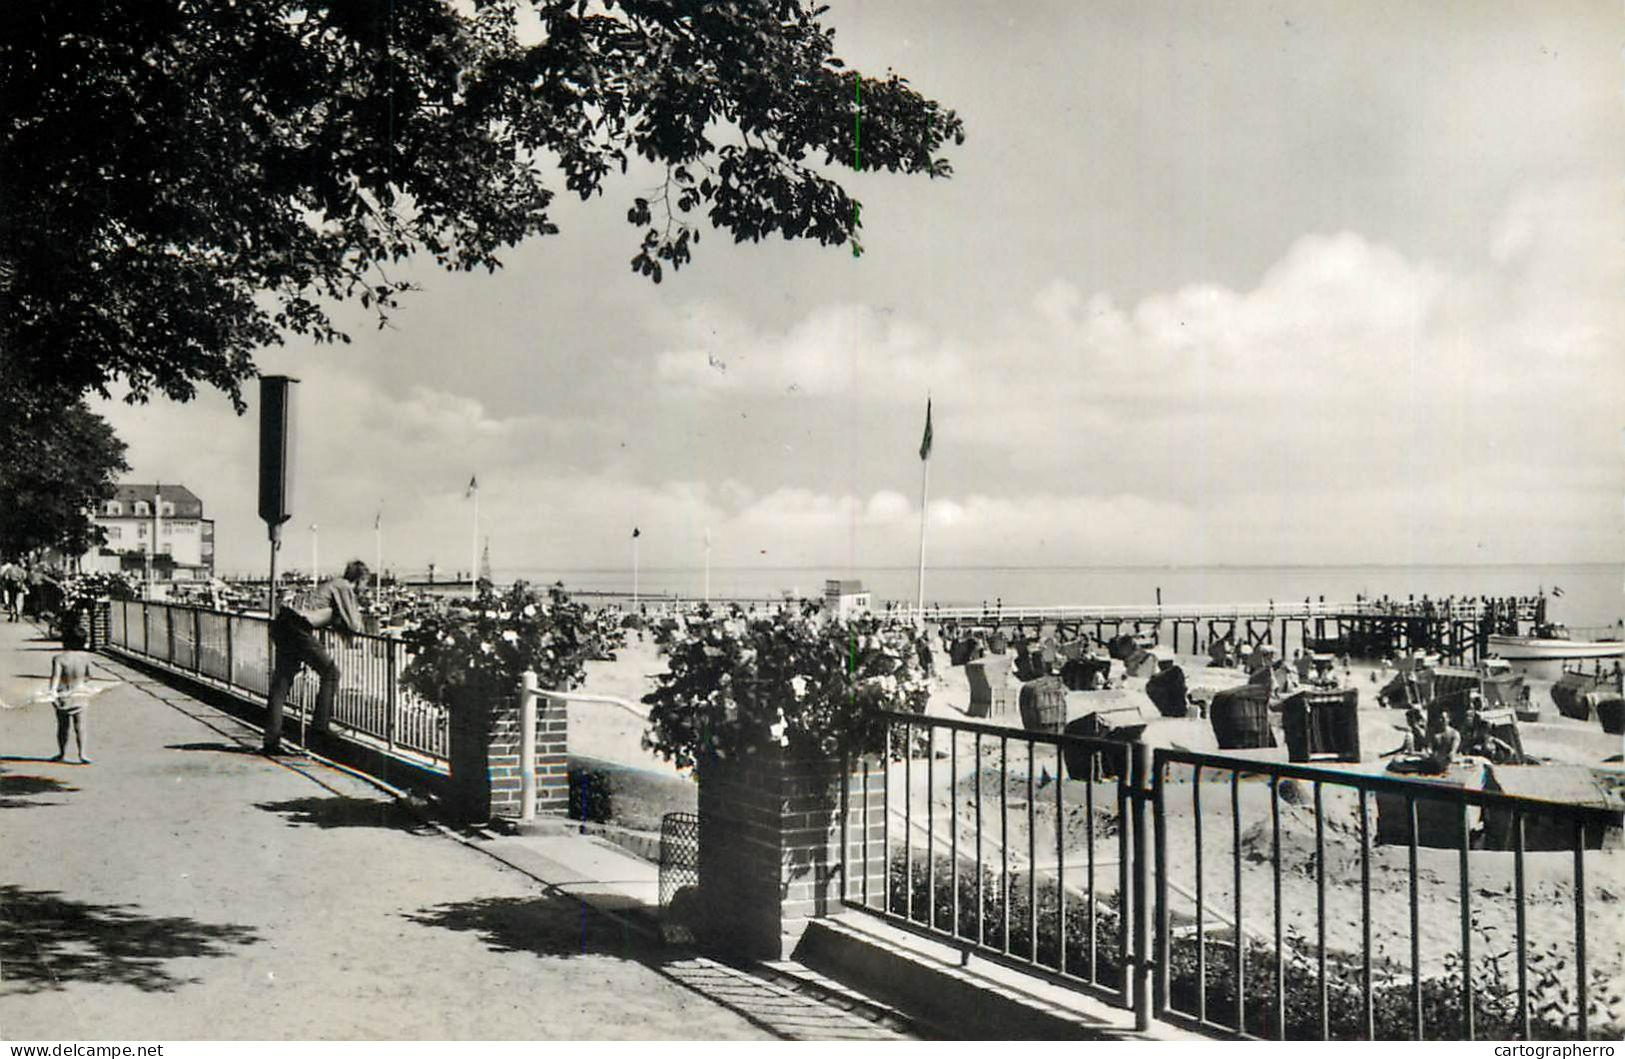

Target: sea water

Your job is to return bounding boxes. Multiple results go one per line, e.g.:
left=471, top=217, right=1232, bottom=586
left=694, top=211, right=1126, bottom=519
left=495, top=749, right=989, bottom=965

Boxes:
left=501, top=562, right=1623, bottom=632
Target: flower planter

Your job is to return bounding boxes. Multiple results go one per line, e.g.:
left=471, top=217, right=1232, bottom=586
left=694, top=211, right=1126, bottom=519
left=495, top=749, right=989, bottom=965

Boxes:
left=445, top=686, right=498, bottom=824
left=694, top=746, right=883, bottom=960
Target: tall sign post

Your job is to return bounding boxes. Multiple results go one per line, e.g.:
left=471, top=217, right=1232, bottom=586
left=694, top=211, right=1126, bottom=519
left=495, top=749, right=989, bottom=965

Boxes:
left=259, top=377, right=299, bottom=731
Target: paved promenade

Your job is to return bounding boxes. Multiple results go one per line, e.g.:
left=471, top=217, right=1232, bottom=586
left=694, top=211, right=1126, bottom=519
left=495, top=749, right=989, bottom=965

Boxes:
left=0, top=619, right=902, bottom=1041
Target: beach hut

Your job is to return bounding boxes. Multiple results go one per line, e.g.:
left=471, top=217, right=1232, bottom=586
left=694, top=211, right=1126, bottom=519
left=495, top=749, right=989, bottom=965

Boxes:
left=1062, top=707, right=1145, bottom=782
left=1018, top=675, right=1068, bottom=734
left=1481, top=765, right=1623, bottom=851
left=1060, top=654, right=1111, bottom=691
left=949, top=634, right=984, bottom=667
left=1374, top=759, right=1489, bottom=848
left=1123, top=648, right=1159, bottom=679
left=1281, top=687, right=1361, bottom=763
left=1146, top=658, right=1189, bottom=718
left=965, top=653, right=1014, bottom=718
left=1209, top=685, right=1276, bottom=749
left=1551, top=668, right=1625, bottom=732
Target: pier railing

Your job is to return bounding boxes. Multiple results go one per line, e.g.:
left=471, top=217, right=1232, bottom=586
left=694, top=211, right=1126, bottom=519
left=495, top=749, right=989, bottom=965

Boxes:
left=104, top=599, right=449, bottom=769
left=843, top=710, right=1621, bottom=1040
left=904, top=598, right=1541, bottom=624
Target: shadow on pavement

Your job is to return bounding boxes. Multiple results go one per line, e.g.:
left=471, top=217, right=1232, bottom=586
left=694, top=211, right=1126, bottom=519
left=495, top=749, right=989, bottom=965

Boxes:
left=256, top=794, right=430, bottom=832
left=404, top=894, right=649, bottom=960
left=405, top=897, right=873, bottom=1040
left=0, top=771, right=78, bottom=807
left=165, top=741, right=264, bottom=755
left=0, top=885, right=261, bottom=994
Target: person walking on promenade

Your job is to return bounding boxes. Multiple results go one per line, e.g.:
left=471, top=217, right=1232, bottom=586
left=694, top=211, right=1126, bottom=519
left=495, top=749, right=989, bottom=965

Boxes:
left=1, top=561, right=25, bottom=621
left=48, top=626, right=96, bottom=763
left=263, top=559, right=369, bottom=755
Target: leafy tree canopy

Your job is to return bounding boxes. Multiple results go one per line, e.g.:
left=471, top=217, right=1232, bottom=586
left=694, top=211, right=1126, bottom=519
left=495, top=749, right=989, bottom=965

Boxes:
left=0, top=1, right=965, bottom=409
left=0, top=392, right=131, bottom=560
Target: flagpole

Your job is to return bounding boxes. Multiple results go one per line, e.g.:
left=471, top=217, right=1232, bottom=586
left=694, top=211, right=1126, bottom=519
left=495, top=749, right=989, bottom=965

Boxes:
left=373, top=512, right=382, bottom=596
left=916, top=396, right=933, bottom=620
left=916, top=457, right=929, bottom=616
left=632, top=534, right=640, bottom=609
left=471, top=486, right=480, bottom=598
left=704, top=527, right=711, bottom=603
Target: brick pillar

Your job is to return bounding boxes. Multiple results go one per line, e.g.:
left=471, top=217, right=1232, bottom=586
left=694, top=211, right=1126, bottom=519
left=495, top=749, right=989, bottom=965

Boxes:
left=448, top=684, right=569, bottom=823
left=696, top=747, right=886, bottom=960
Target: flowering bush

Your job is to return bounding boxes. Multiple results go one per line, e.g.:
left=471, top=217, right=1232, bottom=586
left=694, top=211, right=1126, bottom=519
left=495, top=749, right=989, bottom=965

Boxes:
left=60, top=571, right=137, bottom=611
left=642, top=602, right=932, bottom=769
left=398, top=582, right=625, bottom=712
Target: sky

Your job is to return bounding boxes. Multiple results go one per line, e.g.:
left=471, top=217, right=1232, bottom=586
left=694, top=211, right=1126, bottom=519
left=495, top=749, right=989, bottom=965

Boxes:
left=97, top=0, right=1624, bottom=583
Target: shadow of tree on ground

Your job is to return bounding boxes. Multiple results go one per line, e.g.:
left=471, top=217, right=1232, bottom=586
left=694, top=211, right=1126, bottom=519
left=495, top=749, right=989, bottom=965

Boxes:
left=255, top=795, right=431, bottom=833
left=403, top=894, right=641, bottom=960
left=0, top=885, right=260, bottom=994
left=0, top=771, right=77, bottom=808
left=405, top=896, right=896, bottom=1040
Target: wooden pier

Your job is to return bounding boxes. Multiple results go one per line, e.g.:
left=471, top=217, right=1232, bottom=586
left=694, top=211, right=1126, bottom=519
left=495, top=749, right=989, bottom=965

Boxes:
left=909, top=596, right=1548, bottom=664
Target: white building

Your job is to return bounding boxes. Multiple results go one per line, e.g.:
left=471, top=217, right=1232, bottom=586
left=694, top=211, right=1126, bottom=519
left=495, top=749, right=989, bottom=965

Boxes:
left=80, top=484, right=215, bottom=582
left=824, top=579, right=872, bottom=617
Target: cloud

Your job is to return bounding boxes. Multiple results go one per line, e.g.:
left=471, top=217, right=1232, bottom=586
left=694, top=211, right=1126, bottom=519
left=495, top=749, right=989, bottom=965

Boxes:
left=93, top=179, right=1621, bottom=575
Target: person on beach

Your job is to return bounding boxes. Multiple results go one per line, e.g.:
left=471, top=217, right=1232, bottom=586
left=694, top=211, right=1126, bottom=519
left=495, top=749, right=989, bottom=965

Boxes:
left=48, top=626, right=96, bottom=763
left=1425, top=714, right=1460, bottom=773
left=263, top=559, right=369, bottom=754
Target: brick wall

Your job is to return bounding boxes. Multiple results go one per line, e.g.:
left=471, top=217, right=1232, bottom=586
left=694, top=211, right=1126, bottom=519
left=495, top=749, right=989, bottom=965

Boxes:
left=449, top=683, right=570, bottom=822
left=697, top=747, right=887, bottom=960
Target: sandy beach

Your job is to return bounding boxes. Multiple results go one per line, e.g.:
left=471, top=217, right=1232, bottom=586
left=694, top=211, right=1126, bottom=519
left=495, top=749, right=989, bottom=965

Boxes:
left=568, top=629, right=1623, bottom=1031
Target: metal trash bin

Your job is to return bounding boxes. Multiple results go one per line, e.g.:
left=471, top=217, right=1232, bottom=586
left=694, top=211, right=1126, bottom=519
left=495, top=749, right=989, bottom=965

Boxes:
left=658, top=811, right=700, bottom=944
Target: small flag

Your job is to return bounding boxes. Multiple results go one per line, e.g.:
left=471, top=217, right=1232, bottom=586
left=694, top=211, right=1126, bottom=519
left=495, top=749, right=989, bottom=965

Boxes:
left=632, top=527, right=641, bottom=539
left=1552, top=586, right=1564, bottom=598
left=918, top=398, right=933, bottom=461
left=465, top=475, right=478, bottom=499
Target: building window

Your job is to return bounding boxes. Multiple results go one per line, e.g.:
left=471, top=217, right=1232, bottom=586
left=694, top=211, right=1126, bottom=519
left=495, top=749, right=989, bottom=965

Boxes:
left=160, top=502, right=175, bottom=517
left=105, top=501, right=122, bottom=516
left=105, top=526, right=122, bottom=541
left=137, top=525, right=147, bottom=539
left=134, top=501, right=150, bottom=516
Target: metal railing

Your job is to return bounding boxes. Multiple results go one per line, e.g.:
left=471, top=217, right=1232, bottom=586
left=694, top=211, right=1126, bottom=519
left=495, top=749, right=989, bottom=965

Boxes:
left=1150, top=750, right=1616, bottom=1041
left=105, top=599, right=449, bottom=769
left=842, top=711, right=1150, bottom=1020
left=838, top=710, right=1620, bottom=1040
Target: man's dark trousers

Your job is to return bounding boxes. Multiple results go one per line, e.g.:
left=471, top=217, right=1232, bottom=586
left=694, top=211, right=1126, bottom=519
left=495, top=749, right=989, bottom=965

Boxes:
left=264, top=610, right=338, bottom=751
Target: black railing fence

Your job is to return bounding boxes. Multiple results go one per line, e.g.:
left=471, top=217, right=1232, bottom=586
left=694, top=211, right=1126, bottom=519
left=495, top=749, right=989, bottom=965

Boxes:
left=106, top=599, right=449, bottom=768
left=844, top=710, right=1621, bottom=1041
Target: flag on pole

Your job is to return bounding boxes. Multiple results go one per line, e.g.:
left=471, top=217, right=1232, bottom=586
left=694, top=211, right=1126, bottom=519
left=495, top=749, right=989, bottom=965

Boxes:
left=918, top=398, right=933, bottom=461
left=465, top=475, right=478, bottom=499
left=632, top=527, right=641, bottom=539
left=374, top=511, right=381, bottom=531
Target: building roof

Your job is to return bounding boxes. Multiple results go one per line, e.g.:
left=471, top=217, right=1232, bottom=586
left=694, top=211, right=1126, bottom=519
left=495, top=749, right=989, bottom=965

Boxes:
left=107, top=483, right=204, bottom=516
left=825, top=579, right=866, bottom=594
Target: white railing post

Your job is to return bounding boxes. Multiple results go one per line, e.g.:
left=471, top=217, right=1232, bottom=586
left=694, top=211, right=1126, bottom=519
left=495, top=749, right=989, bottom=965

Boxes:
left=520, top=669, right=539, bottom=822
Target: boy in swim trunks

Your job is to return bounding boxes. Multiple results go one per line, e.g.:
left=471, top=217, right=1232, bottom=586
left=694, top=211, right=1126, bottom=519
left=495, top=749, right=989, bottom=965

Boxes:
left=49, top=626, right=96, bottom=763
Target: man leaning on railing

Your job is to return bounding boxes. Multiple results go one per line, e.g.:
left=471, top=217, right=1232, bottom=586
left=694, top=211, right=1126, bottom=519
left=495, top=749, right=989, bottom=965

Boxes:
left=263, top=559, right=369, bottom=755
